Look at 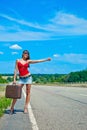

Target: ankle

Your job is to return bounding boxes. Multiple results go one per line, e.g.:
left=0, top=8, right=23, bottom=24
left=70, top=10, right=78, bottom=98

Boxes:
left=24, top=105, right=28, bottom=109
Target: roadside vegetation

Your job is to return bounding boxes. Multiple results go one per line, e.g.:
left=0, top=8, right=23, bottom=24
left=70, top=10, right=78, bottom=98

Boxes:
left=0, top=75, right=8, bottom=83
left=1, top=69, right=87, bottom=85
left=0, top=77, right=12, bottom=117
left=0, top=96, right=11, bottom=117
left=32, top=70, right=87, bottom=86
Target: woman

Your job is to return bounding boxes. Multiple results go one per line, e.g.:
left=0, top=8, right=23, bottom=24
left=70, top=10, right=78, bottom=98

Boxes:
left=10, top=50, right=51, bottom=114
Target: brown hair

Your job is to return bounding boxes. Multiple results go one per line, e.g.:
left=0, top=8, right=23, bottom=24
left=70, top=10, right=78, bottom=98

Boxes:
left=22, top=50, right=30, bottom=67
left=22, top=50, right=30, bottom=60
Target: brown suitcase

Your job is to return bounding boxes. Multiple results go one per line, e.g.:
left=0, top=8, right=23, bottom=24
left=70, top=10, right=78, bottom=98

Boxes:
left=5, top=84, right=22, bottom=99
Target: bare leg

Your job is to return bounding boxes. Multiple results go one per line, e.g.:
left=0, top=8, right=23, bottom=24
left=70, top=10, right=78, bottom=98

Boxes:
left=10, top=84, right=24, bottom=114
left=10, top=99, right=17, bottom=110
left=24, top=84, right=31, bottom=113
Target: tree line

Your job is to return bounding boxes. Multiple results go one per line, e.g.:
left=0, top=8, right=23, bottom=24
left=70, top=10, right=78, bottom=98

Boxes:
left=1, top=69, right=87, bottom=83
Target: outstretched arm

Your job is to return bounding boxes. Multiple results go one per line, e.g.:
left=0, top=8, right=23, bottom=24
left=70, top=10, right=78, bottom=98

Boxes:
left=28, top=58, right=51, bottom=64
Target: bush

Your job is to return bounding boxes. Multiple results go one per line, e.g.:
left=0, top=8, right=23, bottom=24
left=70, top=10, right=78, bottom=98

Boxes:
left=0, top=75, right=8, bottom=83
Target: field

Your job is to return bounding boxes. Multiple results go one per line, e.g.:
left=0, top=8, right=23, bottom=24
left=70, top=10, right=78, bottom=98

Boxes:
left=59, top=82, right=87, bottom=87
left=33, top=82, right=87, bottom=88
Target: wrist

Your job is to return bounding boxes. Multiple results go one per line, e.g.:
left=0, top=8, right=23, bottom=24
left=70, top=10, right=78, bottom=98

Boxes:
left=14, top=79, right=16, bottom=82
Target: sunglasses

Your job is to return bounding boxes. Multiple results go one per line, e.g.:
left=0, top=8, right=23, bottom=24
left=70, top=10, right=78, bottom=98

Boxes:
left=24, top=52, right=28, bottom=54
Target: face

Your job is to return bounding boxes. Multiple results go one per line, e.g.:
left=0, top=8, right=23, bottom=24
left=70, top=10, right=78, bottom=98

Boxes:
left=23, top=52, right=29, bottom=59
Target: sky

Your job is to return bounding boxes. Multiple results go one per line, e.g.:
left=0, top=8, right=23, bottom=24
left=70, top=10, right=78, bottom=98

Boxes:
left=0, top=0, right=87, bottom=74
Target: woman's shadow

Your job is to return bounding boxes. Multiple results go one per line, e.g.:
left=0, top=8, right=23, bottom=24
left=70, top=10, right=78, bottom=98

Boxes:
left=5, top=109, right=24, bottom=114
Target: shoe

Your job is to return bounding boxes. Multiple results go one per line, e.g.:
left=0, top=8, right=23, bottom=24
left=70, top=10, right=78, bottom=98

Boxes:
left=24, top=107, right=28, bottom=114
left=9, top=108, right=14, bottom=115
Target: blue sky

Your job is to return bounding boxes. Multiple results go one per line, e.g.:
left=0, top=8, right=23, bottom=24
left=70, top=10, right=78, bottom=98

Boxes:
left=0, top=0, right=87, bottom=74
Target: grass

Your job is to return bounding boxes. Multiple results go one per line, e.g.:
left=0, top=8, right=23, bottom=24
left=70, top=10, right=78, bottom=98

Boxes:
left=0, top=97, right=11, bottom=117
left=0, top=85, right=12, bottom=117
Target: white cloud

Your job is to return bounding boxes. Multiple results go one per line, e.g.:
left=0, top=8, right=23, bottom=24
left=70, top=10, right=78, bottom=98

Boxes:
left=0, top=11, right=87, bottom=41
left=9, top=44, right=22, bottom=50
left=12, top=52, right=18, bottom=55
left=53, top=54, right=60, bottom=57
left=53, top=53, right=87, bottom=64
left=0, top=31, right=51, bottom=41
left=0, top=51, right=4, bottom=55
left=50, top=12, right=86, bottom=26
left=2, top=12, right=87, bottom=33
left=45, top=12, right=87, bottom=35
left=0, top=14, right=43, bottom=30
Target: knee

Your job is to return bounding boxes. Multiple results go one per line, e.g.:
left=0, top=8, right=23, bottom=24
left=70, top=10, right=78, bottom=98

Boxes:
left=26, top=89, right=30, bottom=96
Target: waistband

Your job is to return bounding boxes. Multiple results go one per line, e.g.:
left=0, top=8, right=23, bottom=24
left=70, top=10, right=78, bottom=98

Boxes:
left=19, top=74, right=32, bottom=79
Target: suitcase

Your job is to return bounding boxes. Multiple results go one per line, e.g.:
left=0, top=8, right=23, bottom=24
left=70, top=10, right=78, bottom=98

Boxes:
left=5, top=84, right=22, bottom=99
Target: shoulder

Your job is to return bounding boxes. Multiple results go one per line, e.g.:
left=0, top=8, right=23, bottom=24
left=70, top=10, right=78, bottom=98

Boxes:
left=16, top=59, right=21, bottom=63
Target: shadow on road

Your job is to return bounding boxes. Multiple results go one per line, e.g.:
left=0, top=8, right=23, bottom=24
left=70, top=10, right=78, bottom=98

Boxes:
left=5, top=109, right=24, bottom=114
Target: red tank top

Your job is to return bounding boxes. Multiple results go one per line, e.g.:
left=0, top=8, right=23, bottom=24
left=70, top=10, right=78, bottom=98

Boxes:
left=17, top=61, right=29, bottom=76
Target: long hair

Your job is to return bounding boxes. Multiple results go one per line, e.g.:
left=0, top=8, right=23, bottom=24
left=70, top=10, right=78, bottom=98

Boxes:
left=22, top=50, right=30, bottom=60
left=22, top=50, right=30, bottom=67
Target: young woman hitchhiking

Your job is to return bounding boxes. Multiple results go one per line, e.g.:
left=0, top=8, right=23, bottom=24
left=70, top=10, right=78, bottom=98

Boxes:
left=10, top=50, right=51, bottom=114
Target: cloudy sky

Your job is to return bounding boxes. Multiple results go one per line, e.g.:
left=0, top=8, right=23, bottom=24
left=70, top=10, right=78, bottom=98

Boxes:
left=0, top=0, right=87, bottom=74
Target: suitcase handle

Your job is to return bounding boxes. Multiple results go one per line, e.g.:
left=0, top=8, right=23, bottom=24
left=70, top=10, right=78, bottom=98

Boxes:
left=12, top=82, right=16, bottom=86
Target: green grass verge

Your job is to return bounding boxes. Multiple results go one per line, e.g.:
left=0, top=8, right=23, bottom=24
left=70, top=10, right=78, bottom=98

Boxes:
left=0, top=85, right=12, bottom=117
left=0, top=97, right=12, bottom=117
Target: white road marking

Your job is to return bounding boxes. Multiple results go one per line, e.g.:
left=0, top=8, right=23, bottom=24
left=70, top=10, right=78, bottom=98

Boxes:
left=22, top=89, right=39, bottom=130
left=79, top=94, right=87, bottom=97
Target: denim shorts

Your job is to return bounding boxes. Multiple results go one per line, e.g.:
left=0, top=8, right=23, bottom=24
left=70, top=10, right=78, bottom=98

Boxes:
left=18, top=75, right=32, bottom=84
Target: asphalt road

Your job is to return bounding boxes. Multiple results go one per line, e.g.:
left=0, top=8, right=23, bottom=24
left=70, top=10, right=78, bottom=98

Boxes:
left=30, top=85, right=87, bottom=130
left=0, top=85, right=87, bottom=130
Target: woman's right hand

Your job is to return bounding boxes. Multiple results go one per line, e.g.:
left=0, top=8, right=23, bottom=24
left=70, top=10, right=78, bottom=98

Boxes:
left=13, top=81, right=16, bottom=84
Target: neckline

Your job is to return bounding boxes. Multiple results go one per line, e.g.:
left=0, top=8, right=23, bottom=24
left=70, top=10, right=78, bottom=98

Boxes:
left=18, top=61, right=28, bottom=66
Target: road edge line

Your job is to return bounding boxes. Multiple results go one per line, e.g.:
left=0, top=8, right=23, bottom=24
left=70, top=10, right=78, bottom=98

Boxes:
left=22, top=89, right=39, bottom=130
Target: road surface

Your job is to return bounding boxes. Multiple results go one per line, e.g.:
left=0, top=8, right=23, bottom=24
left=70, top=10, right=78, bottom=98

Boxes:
left=0, top=85, right=87, bottom=130
left=30, top=85, right=87, bottom=130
